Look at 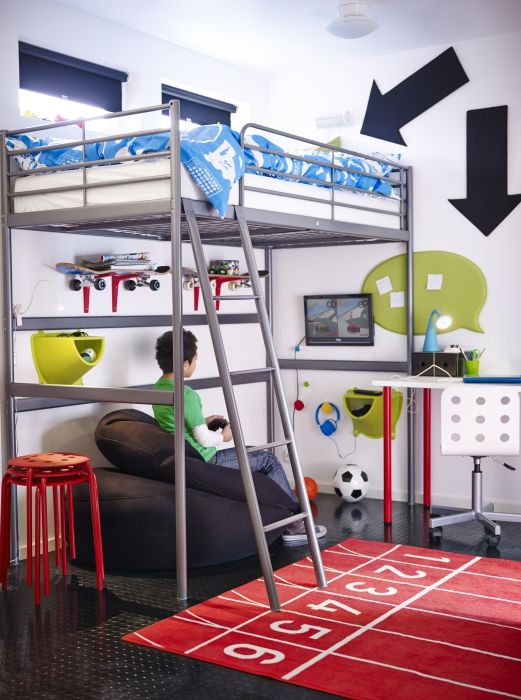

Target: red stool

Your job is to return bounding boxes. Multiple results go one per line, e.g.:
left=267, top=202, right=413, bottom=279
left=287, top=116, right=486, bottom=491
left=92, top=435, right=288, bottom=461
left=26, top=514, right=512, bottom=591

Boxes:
left=0, top=452, right=104, bottom=605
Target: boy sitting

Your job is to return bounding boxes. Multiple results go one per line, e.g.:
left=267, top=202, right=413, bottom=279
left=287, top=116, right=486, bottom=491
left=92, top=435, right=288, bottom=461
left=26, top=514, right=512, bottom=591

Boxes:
left=153, top=329, right=326, bottom=543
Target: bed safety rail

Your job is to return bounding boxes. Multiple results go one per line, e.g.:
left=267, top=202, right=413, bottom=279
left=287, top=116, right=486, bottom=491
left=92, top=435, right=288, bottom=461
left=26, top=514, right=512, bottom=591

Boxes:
left=240, top=122, right=409, bottom=231
left=2, top=102, right=180, bottom=213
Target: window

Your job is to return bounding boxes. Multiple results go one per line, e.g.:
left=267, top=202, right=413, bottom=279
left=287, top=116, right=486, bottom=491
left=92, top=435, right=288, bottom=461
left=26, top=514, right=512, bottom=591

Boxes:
left=161, top=84, right=236, bottom=129
left=19, top=42, right=128, bottom=123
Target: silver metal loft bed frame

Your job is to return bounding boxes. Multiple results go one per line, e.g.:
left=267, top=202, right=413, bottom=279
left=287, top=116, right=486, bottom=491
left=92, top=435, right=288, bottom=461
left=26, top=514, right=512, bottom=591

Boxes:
left=1, top=102, right=413, bottom=606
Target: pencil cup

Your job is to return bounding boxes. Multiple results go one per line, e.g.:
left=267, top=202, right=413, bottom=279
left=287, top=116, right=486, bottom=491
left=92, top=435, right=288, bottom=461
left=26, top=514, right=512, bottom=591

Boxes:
left=465, top=359, right=479, bottom=376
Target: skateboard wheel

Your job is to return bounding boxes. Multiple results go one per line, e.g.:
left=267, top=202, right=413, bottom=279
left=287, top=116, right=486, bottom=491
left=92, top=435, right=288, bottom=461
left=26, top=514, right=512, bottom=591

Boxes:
left=124, top=280, right=137, bottom=291
left=149, top=279, right=160, bottom=291
left=70, top=279, right=82, bottom=291
left=94, top=278, right=106, bottom=291
left=228, top=281, right=240, bottom=291
left=210, top=280, right=217, bottom=290
left=183, top=281, right=194, bottom=291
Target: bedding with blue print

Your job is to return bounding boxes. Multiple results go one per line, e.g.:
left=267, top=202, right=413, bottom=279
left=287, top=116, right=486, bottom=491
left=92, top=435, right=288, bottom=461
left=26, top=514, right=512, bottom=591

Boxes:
left=5, top=124, right=246, bottom=218
left=243, top=132, right=400, bottom=197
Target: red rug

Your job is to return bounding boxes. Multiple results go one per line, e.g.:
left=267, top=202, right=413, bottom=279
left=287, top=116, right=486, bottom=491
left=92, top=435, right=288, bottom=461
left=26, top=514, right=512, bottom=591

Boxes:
left=124, top=539, right=521, bottom=699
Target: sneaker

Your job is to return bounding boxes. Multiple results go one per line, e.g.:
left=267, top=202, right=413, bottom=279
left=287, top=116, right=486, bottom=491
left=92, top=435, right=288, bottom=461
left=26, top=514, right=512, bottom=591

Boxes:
left=282, top=520, right=327, bottom=543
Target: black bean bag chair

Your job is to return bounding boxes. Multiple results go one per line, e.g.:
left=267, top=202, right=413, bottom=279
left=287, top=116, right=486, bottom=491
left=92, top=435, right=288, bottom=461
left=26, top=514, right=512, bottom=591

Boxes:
left=73, top=409, right=297, bottom=570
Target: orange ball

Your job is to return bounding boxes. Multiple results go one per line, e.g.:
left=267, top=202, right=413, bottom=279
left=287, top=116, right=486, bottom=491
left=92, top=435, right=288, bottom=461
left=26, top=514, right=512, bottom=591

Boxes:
left=304, top=476, right=318, bottom=501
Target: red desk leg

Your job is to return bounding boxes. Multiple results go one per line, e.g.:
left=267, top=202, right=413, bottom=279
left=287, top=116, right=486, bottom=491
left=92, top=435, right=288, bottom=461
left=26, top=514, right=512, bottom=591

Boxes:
left=423, top=388, right=432, bottom=508
left=383, top=386, right=392, bottom=524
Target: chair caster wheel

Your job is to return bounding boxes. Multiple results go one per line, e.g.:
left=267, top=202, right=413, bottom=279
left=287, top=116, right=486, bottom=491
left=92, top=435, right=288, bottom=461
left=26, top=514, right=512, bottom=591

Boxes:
left=430, top=527, right=442, bottom=542
left=486, top=534, right=500, bottom=548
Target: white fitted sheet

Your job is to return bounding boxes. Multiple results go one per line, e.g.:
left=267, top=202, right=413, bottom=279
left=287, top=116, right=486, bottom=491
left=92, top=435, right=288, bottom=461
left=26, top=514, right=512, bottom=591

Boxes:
left=12, top=160, right=401, bottom=229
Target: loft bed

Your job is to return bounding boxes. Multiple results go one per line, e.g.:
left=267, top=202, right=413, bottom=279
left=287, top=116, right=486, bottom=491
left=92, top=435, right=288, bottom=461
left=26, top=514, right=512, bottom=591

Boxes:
left=1, top=102, right=412, bottom=393
left=1, top=102, right=413, bottom=603
left=2, top=104, right=409, bottom=244
left=2, top=102, right=413, bottom=401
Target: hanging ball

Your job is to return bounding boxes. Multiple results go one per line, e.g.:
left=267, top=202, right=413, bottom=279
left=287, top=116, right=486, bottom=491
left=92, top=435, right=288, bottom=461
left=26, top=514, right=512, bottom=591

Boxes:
left=294, top=399, right=305, bottom=411
left=322, top=402, right=333, bottom=413
left=303, top=381, right=310, bottom=388
left=304, top=477, right=318, bottom=501
left=80, top=348, right=97, bottom=363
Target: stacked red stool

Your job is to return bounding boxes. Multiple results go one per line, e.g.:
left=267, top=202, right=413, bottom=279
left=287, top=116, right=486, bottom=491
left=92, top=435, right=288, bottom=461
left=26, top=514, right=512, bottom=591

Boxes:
left=0, top=452, right=104, bottom=605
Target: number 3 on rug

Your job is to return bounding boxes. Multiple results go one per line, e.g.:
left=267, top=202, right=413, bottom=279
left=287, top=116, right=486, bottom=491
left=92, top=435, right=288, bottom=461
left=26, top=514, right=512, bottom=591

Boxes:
left=344, top=581, right=398, bottom=596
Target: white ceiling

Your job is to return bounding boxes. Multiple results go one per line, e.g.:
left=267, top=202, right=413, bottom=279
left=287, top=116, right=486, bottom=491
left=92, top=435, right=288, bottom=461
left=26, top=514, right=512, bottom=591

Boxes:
left=53, top=0, right=521, bottom=74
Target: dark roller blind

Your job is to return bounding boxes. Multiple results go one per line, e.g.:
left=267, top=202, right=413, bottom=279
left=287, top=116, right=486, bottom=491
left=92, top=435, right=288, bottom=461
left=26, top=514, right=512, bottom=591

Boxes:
left=162, top=84, right=236, bottom=126
left=19, top=42, right=128, bottom=112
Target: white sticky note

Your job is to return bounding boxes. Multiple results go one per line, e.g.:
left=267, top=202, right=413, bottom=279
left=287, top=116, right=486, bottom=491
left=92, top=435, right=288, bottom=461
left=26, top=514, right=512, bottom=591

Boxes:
left=376, top=276, right=393, bottom=295
left=390, top=291, right=405, bottom=308
left=426, top=273, right=443, bottom=290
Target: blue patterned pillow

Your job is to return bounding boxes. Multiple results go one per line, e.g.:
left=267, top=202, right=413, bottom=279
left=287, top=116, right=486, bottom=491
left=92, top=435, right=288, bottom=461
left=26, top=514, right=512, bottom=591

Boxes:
left=5, top=134, right=101, bottom=170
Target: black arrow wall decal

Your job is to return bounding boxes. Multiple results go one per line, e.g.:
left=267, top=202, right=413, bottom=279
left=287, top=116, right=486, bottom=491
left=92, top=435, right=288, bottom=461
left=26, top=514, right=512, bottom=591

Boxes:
left=449, top=106, right=521, bottom=236
left=361, top=47, right=469, bottom=145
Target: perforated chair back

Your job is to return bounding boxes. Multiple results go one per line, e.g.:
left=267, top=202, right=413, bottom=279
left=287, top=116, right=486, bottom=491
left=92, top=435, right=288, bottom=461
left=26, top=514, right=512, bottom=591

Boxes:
left=441, top=385, right=520, bottom=457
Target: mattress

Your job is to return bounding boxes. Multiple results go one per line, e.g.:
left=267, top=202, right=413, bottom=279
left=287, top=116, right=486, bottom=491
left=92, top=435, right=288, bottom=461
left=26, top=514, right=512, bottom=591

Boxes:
left=12, top=159, right=401, bottom=229
left=12, top=159, right=228, bottom=213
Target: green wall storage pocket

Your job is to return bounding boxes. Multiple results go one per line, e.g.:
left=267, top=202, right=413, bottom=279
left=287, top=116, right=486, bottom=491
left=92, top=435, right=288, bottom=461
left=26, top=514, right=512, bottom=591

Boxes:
left=343, top=388, right=403, bottom=439
left=30, top=331, right=105, bottom=385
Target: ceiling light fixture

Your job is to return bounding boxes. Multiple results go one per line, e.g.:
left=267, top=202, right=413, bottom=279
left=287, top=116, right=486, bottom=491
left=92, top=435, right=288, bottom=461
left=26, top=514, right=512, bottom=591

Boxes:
left=326, top=3, right=379, bottom=39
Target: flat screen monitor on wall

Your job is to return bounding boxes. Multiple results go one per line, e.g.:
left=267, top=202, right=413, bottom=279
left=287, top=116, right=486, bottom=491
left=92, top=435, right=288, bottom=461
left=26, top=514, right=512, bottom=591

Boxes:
left=304, top=294, right=374, bottom=346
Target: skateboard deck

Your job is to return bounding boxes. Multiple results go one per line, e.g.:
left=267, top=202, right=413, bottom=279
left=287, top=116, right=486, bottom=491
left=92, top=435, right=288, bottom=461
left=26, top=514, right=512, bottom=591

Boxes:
left=56, top=262, right=170, bottom=276
left=56, top=262, right=170, bottom=313
left=182, top=267, right=269, bottom=311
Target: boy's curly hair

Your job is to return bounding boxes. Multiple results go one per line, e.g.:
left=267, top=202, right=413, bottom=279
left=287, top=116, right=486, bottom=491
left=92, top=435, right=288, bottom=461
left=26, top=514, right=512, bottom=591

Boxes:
left=155, top=329, right=197, bottom=373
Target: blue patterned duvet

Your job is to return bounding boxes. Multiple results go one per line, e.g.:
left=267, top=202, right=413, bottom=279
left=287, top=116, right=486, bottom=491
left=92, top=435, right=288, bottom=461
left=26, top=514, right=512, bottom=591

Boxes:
left=6, top=124, right=245, bottom=217
left=244, top=134, right=400, bottom=198
left=6, top=125, right=399, bottom=217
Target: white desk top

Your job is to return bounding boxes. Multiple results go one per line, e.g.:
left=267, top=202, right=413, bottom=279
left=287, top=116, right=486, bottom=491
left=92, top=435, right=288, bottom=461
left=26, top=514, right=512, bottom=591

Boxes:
left=372, top=376, right=464, bottom=390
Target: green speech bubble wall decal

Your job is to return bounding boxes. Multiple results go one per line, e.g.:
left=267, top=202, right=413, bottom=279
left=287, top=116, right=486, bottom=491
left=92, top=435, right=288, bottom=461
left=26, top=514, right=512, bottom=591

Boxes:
left=361, top=251, right=486, bottom=335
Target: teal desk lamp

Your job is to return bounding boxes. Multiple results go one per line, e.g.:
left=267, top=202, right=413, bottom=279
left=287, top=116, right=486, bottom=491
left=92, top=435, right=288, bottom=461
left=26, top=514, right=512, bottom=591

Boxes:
left=423, top=309, right=452, bottom=352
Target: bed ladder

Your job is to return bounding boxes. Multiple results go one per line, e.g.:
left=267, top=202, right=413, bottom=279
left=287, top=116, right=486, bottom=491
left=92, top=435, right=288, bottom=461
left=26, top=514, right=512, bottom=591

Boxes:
left=182, top=200, right=327, bottom=611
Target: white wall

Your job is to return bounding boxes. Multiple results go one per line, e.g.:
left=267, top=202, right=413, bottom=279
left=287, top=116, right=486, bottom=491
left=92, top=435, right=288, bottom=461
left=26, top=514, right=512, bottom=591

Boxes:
left=266, top=31, right=521, bottom=509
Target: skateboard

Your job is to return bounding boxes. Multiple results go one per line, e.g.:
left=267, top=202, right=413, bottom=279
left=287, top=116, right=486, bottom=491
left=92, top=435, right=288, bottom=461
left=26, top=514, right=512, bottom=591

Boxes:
left=182, top=267, right=269, bottom=311
left=56, top=262, right=170, bottom=313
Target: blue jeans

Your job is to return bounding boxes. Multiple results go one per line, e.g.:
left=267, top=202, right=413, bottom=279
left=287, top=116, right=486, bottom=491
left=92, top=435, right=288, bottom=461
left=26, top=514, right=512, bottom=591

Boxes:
left=209, top=448, right=297, bottom=503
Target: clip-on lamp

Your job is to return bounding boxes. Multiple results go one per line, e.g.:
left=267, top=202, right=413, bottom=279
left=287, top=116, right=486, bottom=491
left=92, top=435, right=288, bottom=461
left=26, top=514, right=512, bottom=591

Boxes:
left=422, top=309, right=452, bottom=352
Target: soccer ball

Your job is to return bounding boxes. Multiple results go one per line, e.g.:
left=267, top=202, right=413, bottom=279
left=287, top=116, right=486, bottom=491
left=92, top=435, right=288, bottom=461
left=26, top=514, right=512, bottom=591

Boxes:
left=333, top=464, right=370, bottom=503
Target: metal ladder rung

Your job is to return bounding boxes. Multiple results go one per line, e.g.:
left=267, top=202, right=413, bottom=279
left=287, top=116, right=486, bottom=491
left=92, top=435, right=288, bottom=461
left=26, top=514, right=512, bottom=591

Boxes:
left=230, top=367, right=275, bottom=376
left=246, top=439, right=290, bottom=452
left=263, top=512, right=308, bottom=533
left=212, top=294, right=259, bottom=301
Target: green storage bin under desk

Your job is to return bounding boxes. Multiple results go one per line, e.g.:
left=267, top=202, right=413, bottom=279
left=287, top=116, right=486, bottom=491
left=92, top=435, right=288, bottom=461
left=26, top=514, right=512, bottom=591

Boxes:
left=343, top=388, right=403, bottom=439
left=31, top=331, right=105, bottom=385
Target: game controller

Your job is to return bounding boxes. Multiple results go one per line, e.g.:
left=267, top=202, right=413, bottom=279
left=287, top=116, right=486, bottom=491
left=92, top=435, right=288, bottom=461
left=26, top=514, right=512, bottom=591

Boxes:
left=207, top=418, right=229, bottom=431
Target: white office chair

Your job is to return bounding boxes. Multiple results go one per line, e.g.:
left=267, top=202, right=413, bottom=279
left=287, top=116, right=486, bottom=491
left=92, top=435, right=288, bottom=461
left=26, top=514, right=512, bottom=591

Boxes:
left=430, top=385, right=521, bottom=547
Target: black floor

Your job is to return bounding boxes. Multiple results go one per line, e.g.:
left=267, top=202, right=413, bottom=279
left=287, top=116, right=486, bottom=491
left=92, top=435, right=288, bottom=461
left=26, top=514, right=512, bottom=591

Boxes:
left=2, top=494, right=521, bottom=700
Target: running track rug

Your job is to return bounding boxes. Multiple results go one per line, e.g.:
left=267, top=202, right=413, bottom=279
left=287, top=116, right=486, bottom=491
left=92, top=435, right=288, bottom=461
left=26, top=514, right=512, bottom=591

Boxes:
left=124, top=539, right=521, bottom=699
